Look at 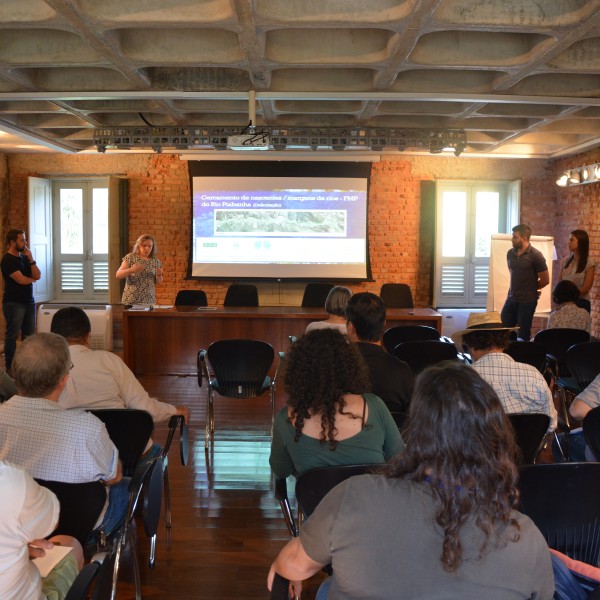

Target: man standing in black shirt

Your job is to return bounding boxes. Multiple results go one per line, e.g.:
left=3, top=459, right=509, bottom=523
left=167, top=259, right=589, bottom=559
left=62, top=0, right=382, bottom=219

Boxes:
left=1, top=229, right=41, bottom=372
left=345, top=292, right=414, bottom=429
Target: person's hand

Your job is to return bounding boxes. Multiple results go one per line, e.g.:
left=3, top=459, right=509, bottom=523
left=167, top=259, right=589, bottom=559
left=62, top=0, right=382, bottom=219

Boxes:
left=155, top=267, right=164, bottom=278
left=176, top=405, right=191, bottom=425
left=290, top=580, right=303, bottom=599
left=28, top=539, right=53, bottom=559
left=22, top=245, right=34, bottom=261
left=130, top=263, right=144, bottom=274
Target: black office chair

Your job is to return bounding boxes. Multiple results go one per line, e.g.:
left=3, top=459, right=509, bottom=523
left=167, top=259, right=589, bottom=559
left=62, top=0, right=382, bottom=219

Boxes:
left=380, top=283, right=414, bottom=309
left=583, top=406, right=600, bottom=461
left=223, top=284, right=259, bottom=307
left=519, top=463, right=600, bottom=565
left=35, top=479, right=106, bottom=546
left=198, top=339, right=281, bottom=448
left=533, top=329, right=591, bottom=458
left=64, top=562, right=101, bottom=600
left=382, top=325, right=440, bottom=353
left=392, top=340, right=459, bottom=375
left=301, top=282, right=334, bottom=308
left=507, top=413, right=550, bottom=465
left=275, top=464, right=379, bottom=538
left=109, top=456, right=165, bottom=599
left=567, top=341, right=600, bottom=394
left=89, top=409, right=154, bottom=476
left=504, top=341, right=549, bottom=375
left=174, top=289, right=208, bottom=306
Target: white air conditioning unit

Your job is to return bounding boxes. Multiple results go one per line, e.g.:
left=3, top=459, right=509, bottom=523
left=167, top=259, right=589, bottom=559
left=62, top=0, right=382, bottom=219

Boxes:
left=37, top=304, right=113, bottom=351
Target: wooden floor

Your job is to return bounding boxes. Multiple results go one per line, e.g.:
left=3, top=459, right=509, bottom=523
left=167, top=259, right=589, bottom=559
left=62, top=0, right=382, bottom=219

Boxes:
left=115, top=374, right=321, bottom=600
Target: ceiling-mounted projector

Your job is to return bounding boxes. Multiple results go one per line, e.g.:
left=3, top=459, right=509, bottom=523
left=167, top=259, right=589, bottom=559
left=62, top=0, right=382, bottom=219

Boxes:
left=227, top=134, right=270, bottom=150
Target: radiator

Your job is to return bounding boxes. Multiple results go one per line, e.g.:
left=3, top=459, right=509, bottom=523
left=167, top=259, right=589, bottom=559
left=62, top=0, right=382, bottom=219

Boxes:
left=37, top=304, right=113, bottom=351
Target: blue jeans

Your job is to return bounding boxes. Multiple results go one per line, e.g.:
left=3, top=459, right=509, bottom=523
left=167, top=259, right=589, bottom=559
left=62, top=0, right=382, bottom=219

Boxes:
left=316, top=577, right=332, bottom=600
left=3, top=301, right=35, bottom=370
left=100, top=477, right=131, bottom=536
left=501, top=298, right=537, bottom=341
left=551, top=553, right=592, bottom=600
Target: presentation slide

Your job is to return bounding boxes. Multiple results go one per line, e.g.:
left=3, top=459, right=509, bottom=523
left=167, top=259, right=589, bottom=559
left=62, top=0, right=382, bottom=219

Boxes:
left=190, top=175, right=369, bottom=279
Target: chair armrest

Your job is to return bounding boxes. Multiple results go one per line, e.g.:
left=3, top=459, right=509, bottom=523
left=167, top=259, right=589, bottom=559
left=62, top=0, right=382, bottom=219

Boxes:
left=197, top=349, right=210, bottom=388
left=273, top=351, right=286, bottom=386
left=64, top=562, right=100, bottom=600
left=270, top=573, right=291, bottom=600
left=165, top=414, right=189, bottom=465
left=275, top=476, right=298, bottom=537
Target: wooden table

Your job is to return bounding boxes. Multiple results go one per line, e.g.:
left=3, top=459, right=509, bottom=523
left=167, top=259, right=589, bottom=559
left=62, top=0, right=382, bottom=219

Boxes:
left=123, top=306, right=442, bottom=375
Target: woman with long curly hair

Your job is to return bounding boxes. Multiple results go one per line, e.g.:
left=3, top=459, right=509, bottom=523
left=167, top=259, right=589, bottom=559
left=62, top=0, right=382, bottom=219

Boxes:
left=268, top=362, right=554, bottom=599
left=269, top=328, right=404, bottom=478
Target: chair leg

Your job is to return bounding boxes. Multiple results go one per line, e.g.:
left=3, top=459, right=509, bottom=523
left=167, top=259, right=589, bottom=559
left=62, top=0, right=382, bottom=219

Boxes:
left=149, top=533, right=157, bottom=569
left=127, top=526, right=142, bottom=600
left=270, top=386, right=275, bottom=439
left=164, top=463, right=172, bottom=529
left=205, top=389, right=213, bottom=449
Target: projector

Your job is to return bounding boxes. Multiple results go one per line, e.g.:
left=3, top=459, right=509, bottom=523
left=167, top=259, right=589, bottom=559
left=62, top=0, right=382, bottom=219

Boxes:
left=227, top=134, right=270, bottom=150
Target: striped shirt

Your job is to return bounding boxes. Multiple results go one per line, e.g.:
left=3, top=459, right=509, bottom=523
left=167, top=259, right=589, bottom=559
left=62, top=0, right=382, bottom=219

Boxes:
left=0, top=396, right=118, bottom=483
left=473, top=352, right=557, bottom=431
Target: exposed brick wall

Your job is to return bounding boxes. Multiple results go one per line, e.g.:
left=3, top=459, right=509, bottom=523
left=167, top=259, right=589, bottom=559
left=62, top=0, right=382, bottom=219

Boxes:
left=549, top=148, right=600, bottom=337
left=4, top=152, right=558, bottom=310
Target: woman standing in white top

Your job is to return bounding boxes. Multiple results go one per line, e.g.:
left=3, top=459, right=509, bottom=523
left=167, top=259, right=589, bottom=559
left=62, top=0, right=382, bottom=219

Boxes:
left=305, top=286, right=352, bottom=334
left=560, top=229, right=595, bottom=313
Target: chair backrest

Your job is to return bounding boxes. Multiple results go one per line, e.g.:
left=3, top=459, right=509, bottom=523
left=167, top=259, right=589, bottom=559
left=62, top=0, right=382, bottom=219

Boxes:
left=533, top=328, right=590, bottom=378
left=519, top=463, right=600, bottom=565
left=583, top=406, right=600, bottom=461
left=89, top=409, right=154, bottom=476
left=35, top=479, right=106, bottom=546
left=174, top=289, right=208, bottom=306
left=206, top=339, right=274, bottom=398
left=392, top=340, right=458, bottom=374
left=504, top=341, right=548, bottom=374
left=295, top=464, right=379, bottom=519
left=567, top=341, right=600, bottom=392
left=301, top=282, right=334, bottom=308
left=143, top=455, right=165, bottom=538
left=507, top=413, right=550, bottom=465
left=223, top=284, right=259, bottom=307
left=382, top=325, right=440, bottom=353
left=380, top=283, right=414, bottom=309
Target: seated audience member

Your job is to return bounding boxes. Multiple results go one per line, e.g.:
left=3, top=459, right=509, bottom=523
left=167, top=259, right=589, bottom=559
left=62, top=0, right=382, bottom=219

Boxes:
left=0, top=461, right=84, bottom=600
left=0, top=333, right=127, bottom=538
left=547, top=279, right=592, bottom=333
left=0, top=367, right=16, bottom=403
left=50, top=306, right=190, bottom=464
left=452, top=311, right=557, bottom=432
left=345, top=292, right=414, bottom=427
left=269, top=328, right=404, bottom=478
left=268, top=362, right=555, bottom=600
left=571, top=373, right=600, bottom=421
left=305, top=286, right=352, bottom=334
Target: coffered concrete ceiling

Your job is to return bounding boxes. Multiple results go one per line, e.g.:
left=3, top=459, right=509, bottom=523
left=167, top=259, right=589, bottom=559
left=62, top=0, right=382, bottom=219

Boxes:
left=0, top=0, right=599, bottom=156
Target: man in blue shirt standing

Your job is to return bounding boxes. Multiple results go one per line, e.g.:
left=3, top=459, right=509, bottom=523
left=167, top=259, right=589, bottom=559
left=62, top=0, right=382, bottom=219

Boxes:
left=501, top=224, right=549, bottom=341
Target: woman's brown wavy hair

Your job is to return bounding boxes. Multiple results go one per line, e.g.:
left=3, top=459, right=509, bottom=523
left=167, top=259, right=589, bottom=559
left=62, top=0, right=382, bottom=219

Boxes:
left=386, top=361, right=520, bottom=572
left=284, top=328, right=370, bottom=448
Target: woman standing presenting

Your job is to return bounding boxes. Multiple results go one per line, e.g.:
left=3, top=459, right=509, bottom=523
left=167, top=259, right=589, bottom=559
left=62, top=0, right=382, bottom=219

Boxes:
left=116, top=234, right=164, bottom=305
left=560, top=229, right=595, bottom=312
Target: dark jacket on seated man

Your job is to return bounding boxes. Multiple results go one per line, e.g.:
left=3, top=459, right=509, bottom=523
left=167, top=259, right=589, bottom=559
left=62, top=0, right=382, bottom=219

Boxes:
left=346, top=292, right=414, bottom=428
left=356, top=342, right=413, bottom=422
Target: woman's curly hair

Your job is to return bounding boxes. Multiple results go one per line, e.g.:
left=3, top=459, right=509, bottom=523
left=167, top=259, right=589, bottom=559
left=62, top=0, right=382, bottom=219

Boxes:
left=284, top=328, right=370, bottom=448
left=386, top=361, right=520, bottom=572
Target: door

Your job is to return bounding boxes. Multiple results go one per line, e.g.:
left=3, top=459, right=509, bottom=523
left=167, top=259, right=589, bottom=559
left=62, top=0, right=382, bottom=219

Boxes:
left=52, top=179, right=109, bottom=302
left=28, top=177, right=52, bottom=303
left=434, top=181, right=519, bottom=308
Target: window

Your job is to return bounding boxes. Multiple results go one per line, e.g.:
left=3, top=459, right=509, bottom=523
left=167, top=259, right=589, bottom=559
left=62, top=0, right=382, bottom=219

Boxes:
left=434, top=180, right=519, bottom=308
left=52, top=179, right=109, bottom=301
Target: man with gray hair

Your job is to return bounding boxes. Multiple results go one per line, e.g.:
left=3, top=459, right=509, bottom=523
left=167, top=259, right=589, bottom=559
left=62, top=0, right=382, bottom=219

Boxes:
left=0, top=332, right=127, bottom=536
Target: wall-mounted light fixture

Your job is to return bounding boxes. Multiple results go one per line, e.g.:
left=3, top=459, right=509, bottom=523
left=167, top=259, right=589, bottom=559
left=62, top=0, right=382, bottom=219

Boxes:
left=556, top=162, right=600, bottom=187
